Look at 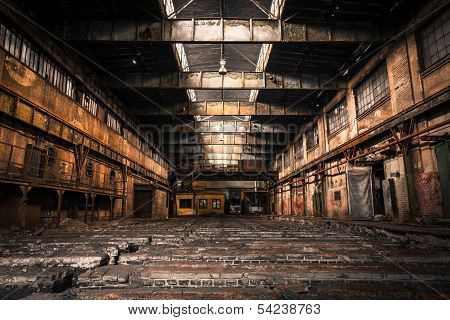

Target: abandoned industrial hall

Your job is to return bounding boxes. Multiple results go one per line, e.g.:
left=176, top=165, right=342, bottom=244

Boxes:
left=0, top=0, right=449, bottom=301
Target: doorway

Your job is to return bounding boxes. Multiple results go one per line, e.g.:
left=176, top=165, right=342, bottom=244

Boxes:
left=372, top=162, right=386, bottom=216
left=134, top=185, right=154, bottom=218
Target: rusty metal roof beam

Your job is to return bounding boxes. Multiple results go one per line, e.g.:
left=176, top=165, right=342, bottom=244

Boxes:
left=166, top=144, right=282, bottom=153
left=56, top=19, right=391, bottom=43
left=131, top=101, right=318, bottom=116
left=106, top=71, right=346, bottom=90
left=160, top=133, right=293, bottom=145
left=156, top=121, right=299, bottom=133
left=172, top=153, right=275, bottom=160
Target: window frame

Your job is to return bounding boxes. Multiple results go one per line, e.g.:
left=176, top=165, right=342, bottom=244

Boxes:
left=294, top=138, right=304, bottom=161
left=198, top=199, right=208, bottom=209
left=179, top=198, right=193, bottom=209
left=354, top=62, right=390, bottom=117
left=106, top=112, right=122, bottom=134
left=306, top=122, right=319, bottom=151
left=212, top=199, right=221, bottom=209
left=327, top=99, right=349, bottom=136
left=417, top=9, right=450, bottom=72
left=284, top=149, right=291, bottom=168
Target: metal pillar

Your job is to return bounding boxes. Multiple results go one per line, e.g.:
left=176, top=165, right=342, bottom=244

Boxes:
left=110, top=196, right=114, bottom=221
left=90, top=194, right=96, bottom=223
left=56, top=190, right=65, bottom=227
left=18, top=186, right=30, bottom=228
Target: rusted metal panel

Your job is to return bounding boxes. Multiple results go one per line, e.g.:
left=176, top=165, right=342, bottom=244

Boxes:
left=0, top=89, right=15, bottom=115
left=16, top=100, right=33, bottom=123
left=166, top=120, right=298, bottom=133
left=164, top=133, right=288, bottom=145
left=108, top=72, right=346, bottom=90
left=57, top=19, right=391, bottom=43
left=171, top=144, right=277, bottom=154
left=32, top=110, right=48, bottom=131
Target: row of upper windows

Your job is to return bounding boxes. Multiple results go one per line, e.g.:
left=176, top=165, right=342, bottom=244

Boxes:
left=279, top=9, right=448, bottom=171
left=199, top=199, right=222, bottom=209
left=179, top=198, right=222, bottom=209
left=0, top=22, right=165, bottom=166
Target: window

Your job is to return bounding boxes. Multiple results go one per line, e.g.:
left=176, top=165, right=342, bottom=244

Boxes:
left=212, top=199, right=221, bottom=209
left=1, top=26, right=21, bottom=58
left=85, top=161, right=94, bottom=178
left=418, top=9, right=450, bottom=70
left=284, top=149, right=290, bottom=168
left=294, top=138, right=304, bottom=161
left=109, top=170, right=116, bottom=186
left=21, top=39, right=38, bottom=72
left=199, top=199, right=208, bottom=209
left=306, top=122, right=319, bottom=150
left=334, top=191, right=341, bottom=201
left=28, top=146, right=46, bottom=178
left=82, top=93, right=99, bottom=116
left=123, top=128, right=133, bottom=143
left=355, top=63, right=390, bottom=116
left=153, top=151, right=160, bottom=164
left=179, top=199, right=192, bottom=209
left=106, top=113, right=121, bottom=133
left=46, top=147, right=56, bottom=167
left=276, top=158, right=281, bottom=171
left=327, top=100, right=349, bottom=135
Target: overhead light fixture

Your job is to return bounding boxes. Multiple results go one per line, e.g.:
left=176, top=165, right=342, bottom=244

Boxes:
left=132, top=52, right=141, bottom=65
left=219, top=44, right=227, bottom=75
left=219, top=59, right=227, bottom=75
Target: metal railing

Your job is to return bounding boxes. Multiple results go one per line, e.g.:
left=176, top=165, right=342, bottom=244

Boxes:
left=0, top=141, right=124, bottom=196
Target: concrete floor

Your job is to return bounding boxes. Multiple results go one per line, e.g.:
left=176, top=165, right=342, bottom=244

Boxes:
left=1, top=216, right=450, bottom=299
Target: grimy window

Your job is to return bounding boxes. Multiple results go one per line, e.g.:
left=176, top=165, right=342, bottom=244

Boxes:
left=284, top=149, right=290, bottom=168
left=294, top=138, right=304, bottom=161
left=327, top=100, right=349, bottom=136
left=306, top=122, right=319, bottom=150
left=355, top=63, right=390, bottom=116
left=212, top=199, right=221, bottom=209
left=276, top=158, right=281, bottom=171
left=418, top=9, right=449, bottom=70
left=106, top=113, right=121, bottom=134
left=199, top=199, right=208, bottom=209
left=179, top=199, right=192, bottom=209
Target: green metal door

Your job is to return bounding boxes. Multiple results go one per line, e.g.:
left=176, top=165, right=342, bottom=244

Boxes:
left=436, top=141, right=450, bottom=218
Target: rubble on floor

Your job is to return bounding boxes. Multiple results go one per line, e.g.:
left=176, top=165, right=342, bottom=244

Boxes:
left=1, top=216, right=450, bottom=299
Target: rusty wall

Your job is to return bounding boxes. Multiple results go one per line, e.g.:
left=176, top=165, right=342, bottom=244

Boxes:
left=275, top=7, right=450, bottom=222
left=0, top=124, right=131, bottom=226
left=0, top=50, right=168, bottom=182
